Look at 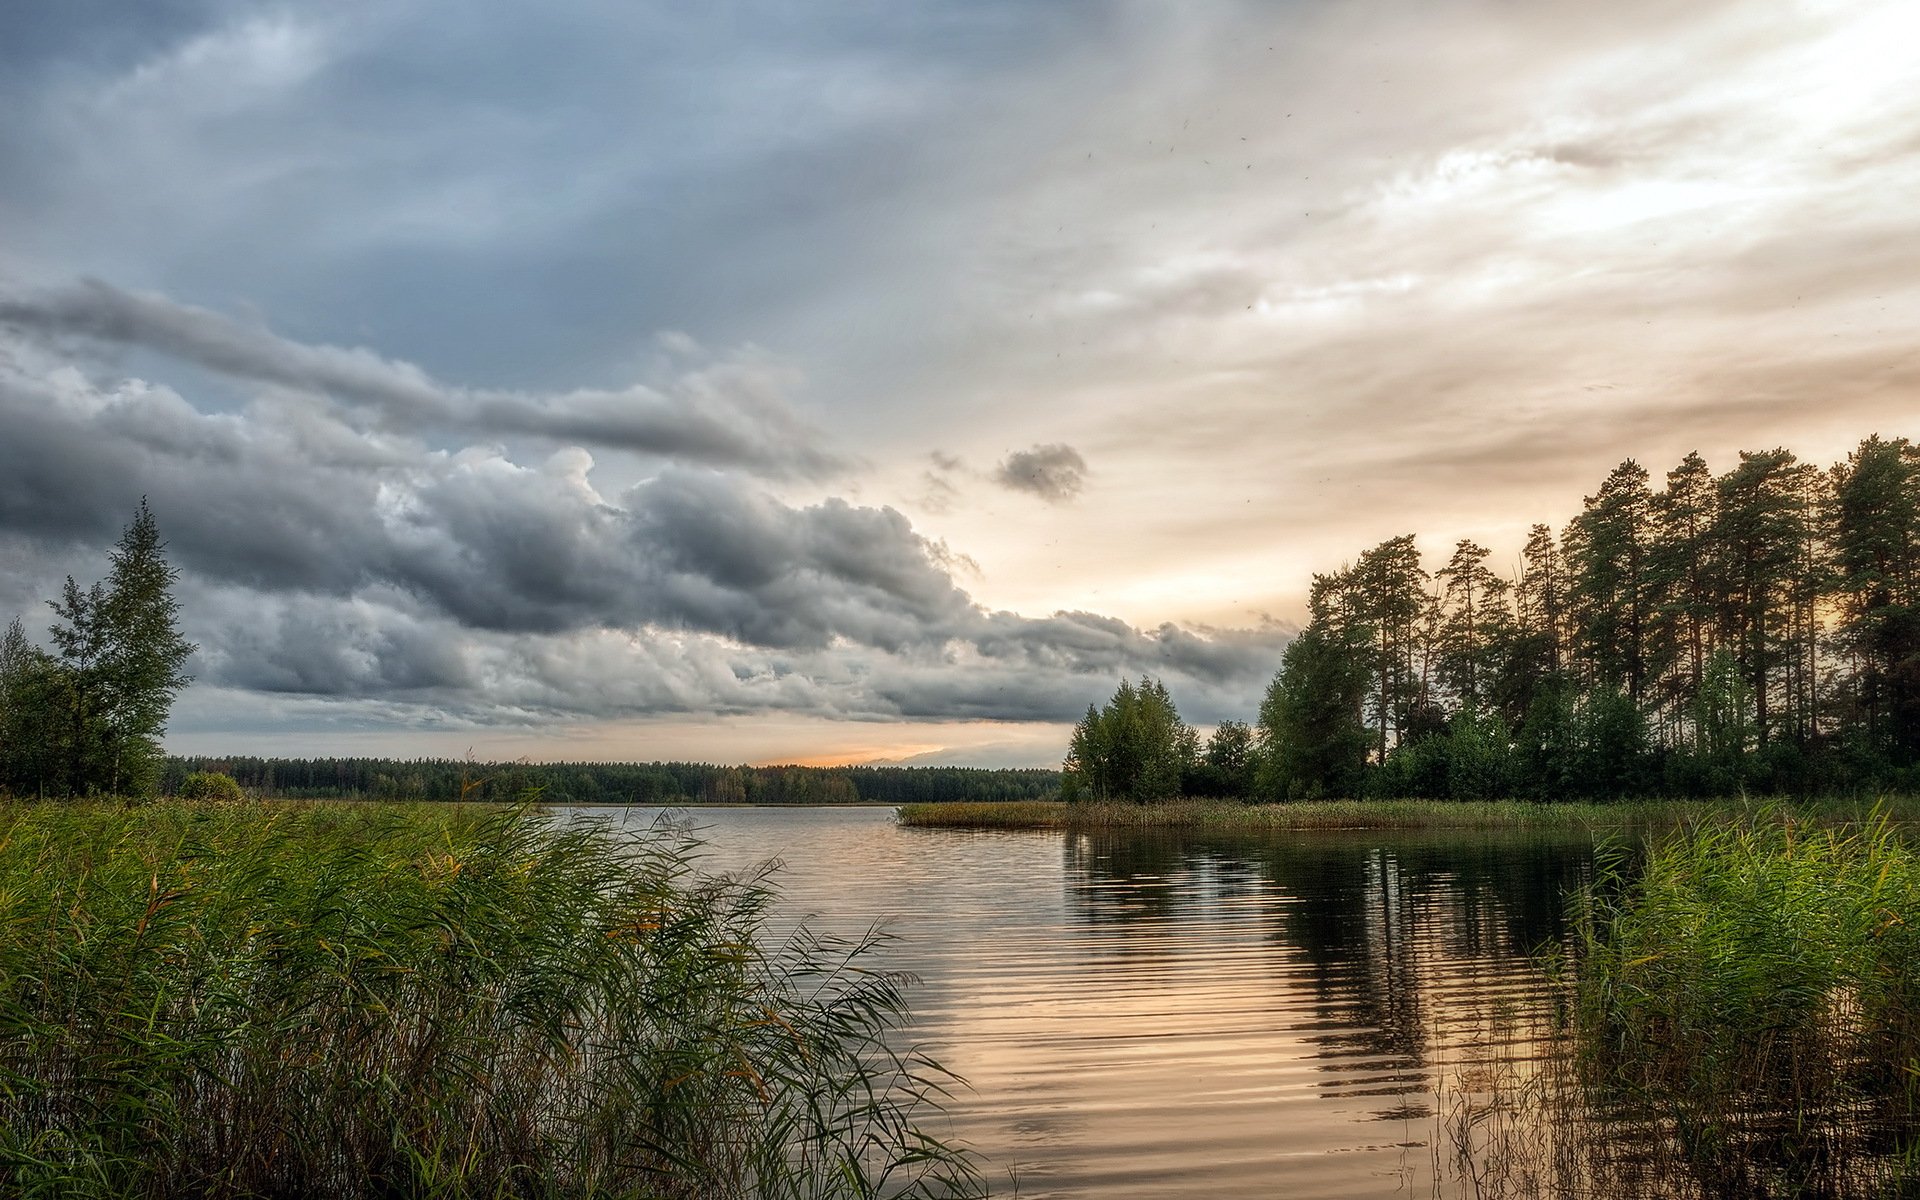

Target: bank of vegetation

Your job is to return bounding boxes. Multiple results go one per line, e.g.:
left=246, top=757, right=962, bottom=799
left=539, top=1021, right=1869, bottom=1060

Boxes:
left=0, top=799, right=985, bottom=1199
left=1059, top=435, right=1920, bottom=808
left=898, top=797, right=1717, bottom=831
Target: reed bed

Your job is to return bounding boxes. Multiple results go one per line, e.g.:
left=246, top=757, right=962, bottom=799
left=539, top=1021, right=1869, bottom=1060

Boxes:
left=898, top=797, right=1716, bottom=832
left=0, top=799, right=985, bottom=1199
left=1433, top=808, right=1920, bottom=1198
left=1568, top=809, right=1920, bottom=1197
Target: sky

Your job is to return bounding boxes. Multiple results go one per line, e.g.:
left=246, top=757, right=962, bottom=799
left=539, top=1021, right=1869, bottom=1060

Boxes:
left=1, top=0, right=1917, bottom=767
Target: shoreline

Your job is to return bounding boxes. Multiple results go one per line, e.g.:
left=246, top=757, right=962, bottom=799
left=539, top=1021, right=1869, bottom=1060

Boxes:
left=894, top=796, right=1920, bottom=832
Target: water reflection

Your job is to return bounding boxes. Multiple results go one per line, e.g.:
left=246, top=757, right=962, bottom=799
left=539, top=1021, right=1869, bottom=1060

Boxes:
left=589, top=807, right=1597, bottom=1199
left=1064, top=829, right=1591, bottom=1124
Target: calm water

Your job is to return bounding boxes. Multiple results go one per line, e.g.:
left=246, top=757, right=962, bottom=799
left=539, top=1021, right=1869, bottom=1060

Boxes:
left=579, top=806, right=1594, bottom=1199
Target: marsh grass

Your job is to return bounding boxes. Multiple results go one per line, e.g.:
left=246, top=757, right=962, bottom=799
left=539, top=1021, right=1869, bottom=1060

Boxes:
left=1568, top=808, right=1920, bottom=1197
left=1432, top=807, right=1920, bottom=1199
left=899, top=795, right=1920, bottom=834
left=899, top=797, right=1719, bottom=832
left=0, top=799, right=985, bottom=1199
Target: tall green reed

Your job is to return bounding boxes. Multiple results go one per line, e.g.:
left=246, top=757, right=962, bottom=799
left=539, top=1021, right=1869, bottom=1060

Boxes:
left=1571, top=808, right=1920, bottom=1196
left=0, top=800, right=985, bottom=1199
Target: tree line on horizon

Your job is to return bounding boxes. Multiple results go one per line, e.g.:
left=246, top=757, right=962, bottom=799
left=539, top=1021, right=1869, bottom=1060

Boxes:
left=164, top=756, right=1061, bottom=806
left=1067, top=434, right=1920, bottom=802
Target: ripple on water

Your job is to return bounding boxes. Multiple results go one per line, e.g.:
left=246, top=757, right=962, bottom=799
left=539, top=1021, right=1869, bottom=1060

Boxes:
left=578, top=806, right=1594, bottom=1200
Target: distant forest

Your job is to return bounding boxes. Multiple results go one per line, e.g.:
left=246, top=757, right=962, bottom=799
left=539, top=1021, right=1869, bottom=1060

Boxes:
left=164, top=756, right=1061, bottom=806
left=1069, top=434, right=1920, bottom=802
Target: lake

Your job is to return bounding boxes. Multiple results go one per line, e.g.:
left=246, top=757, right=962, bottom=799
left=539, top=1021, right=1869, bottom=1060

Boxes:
left=579, top=805, right=1596, bottom=1199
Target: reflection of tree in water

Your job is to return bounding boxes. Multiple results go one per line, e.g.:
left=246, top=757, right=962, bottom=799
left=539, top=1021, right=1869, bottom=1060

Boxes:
left=1061, top=831, right=1265, bottom=950
left=1064, top=827, right=1595, bottom=1107
left=1258, top=832, right=1593, bottom=1105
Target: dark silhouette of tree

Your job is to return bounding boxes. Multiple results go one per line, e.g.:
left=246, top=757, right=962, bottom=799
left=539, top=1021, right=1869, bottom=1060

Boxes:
left=1565, top=460, right=1654, bottom=702
left=1648, top=452, right=1719, bottom=744
left=1347, top=535, right=1430, bottom=763
left=1827, top=435, right=1920, bottom=761
left=1710, top=449, right=1820, bottom=745
left=1193, top=719, right=1257, bottom=797
left=1434, top=538, right=1512, bottom=711
left=1077, top=431, right=1920, bottom=803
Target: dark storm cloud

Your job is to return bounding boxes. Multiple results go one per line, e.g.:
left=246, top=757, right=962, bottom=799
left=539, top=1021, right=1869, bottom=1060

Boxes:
left=0, top=329, right=1286, bottom=725
left=994, top=443, right=1087, bottom=503
left=0, top=279, right=842, bottom=477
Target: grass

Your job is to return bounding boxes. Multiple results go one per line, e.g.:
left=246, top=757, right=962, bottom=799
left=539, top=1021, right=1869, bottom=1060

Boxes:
left=0, top=799, right=985, bottom=1199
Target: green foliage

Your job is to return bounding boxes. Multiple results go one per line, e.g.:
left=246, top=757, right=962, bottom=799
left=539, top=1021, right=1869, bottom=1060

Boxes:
left=1185, top=719, right=1256, bottom=797
left=0, top=620, right=66, bottom=796
left=1, top=503, right=194, bottom=798
left=1574, top=811, right=1920, bottom=1192
left=175, top=770, right=244, bottom=802
left=1255, top=595, right=1371, bottom=800
left=1062, top=676, right=1197, bottom=803
left=0, top=800, right=985, bottom=1199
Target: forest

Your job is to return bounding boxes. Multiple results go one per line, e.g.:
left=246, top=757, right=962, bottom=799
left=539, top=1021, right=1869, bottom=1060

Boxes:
left=1068, top=434, right=1920, bottom=802
left=163, top=756, right=1061, bottom=806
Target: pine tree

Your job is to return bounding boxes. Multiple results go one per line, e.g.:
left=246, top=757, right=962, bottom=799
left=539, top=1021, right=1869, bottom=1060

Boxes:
left=1827, top=436, right=1920, bottom=758
left=1255, top=617, right=1370, bottom=799
left=1348, top=535, right=1429, bottom=762
left=41, top=502, right=196, bottom=796
left=1434, top=538, right=1512, bottom=711
left=1711, top=450, right=1818, bottom=744
left=1647, top=452, right=1719, bottom=743
left=1565, top=460, right=1654, bottom=701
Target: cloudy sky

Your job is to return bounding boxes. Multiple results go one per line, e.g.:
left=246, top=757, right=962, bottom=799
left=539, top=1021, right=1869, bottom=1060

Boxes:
left=2, top=0, right=1916, bottom=766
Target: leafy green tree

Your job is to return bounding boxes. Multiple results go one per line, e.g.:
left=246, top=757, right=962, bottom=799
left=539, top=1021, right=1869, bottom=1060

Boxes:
left=1443, top=704, right=1513, bottom=801
left=0, top=620, right=69, bottom=796
left=1255, top=619, right=1370, bottom=800
left=1513, top=674, right=1580, bottom=800
left=177, top=770, right=245, bottom=801
left=1062, top=676, right=1196, bottom=802
left=1571, top=688, right=1652, bottom=800
left=1191, top=719, right=1256, bottom=797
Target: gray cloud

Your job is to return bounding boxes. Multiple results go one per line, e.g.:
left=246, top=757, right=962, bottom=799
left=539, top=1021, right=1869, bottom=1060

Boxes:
left=0, top=279, right=843, bottom=478
left=0, top=326, right=1285, bottom=727
left=994, top=443, right=1087, bottom=503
